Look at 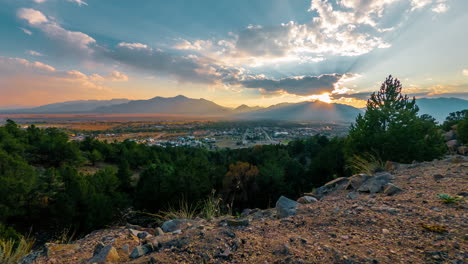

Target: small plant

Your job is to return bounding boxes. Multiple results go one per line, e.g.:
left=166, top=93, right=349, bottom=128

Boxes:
left=421, top=223, right=447, bottom=233
left=347, top=153, right=385, bottom=175
left=436, top=193, right=462, bottom=204
left=156, top=199, right=199, bottom=222
left=54, top=228, right=76, bottom=244
left=0, top=237, right=35, bottom=264
left=200, top=190, right=222, bottom=220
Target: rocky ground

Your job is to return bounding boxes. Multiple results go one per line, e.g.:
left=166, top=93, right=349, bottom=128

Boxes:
left=23, top=156, right=467, bottom=264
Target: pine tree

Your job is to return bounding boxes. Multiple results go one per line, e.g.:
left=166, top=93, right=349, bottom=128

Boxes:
left=346, top=75, right=445, bottom=163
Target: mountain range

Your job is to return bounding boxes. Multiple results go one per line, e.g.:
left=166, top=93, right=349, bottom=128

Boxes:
left=1, top=96, right=466, bottom=122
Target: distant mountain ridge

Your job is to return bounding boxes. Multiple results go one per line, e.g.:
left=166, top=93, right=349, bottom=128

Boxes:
left=1, top=96, right=466, bottom=122
left=416, top=97, right=468, bottom=122
left=94, top=95, right=231, bottom=115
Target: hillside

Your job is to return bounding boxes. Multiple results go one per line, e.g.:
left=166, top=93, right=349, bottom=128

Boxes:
left=23, top=157, right=467, bottom=264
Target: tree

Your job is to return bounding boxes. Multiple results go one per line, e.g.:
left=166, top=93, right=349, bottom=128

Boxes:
left=346, top=75, right=446, bottom=163
left=222, top=162, right=259, bottom=210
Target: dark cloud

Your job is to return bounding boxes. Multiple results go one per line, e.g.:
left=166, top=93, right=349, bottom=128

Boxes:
left=239, top=74, right=344, bottom=96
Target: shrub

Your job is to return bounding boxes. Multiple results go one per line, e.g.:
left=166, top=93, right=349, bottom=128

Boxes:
left=347, top=153, right=385, bottom=175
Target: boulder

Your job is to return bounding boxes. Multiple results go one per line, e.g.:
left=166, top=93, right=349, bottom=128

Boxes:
left=358, top=172, right=394, bottom=193
left=276, top=196, right=298, bottom=218
left=383, top=183, right=402, bottom=196
left=161, top=219, right=196, bottom=233
left=155, top=227, right=164, bottom=236
left=457, top=146, right=467, bottom=155
left=45, top=243, right=80, bottom=258
left=88, top=245, right=119, bottom=263
left=313, top=177, right=349, bottom=197
left=444, top=130, right=456, bottom=141
left=447, top=139, right=460, bottom=149
left=297, top=196, right=318, bottom=204
left=347, top=174, right=371, bottom=190
left=129, top=244, right=154, bottom=259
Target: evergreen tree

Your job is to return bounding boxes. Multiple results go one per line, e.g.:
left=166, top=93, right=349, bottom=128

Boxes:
left=346, top=75, right=446, bottom=163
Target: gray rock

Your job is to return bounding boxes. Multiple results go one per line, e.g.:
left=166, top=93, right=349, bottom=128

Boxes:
left=129, top=244, right=154, bottom=259
left=383, top=183, right=402, bottom=196
left=137, top=231, right=150, bottom=239
left=93, top=242, right=105, bottom=256
left=347, top=192, right=359, bottom=200
left=313, top=177, right=349, bottom=197
left=347, top=174, right=371, bottom=190
left=358, top=172, right=394, bottom=193
left=88, top=245, right=119, bottom=263
left=155, top=227, right=164, bottom=236
left=276, top=196, right=298, bottom=218
left=297, top=196, right=318, bottom=204
left=444, top=130, right=456, bottom=141
left=447, top=139, right=460, bottom=149
left=161, top=219, right=196, bottom=233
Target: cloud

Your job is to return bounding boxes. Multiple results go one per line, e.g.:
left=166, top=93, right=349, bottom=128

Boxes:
left=67, top=0, right=88, bottom=6
left=117, top=42, right=149, bottom=50
left=463, top=69, right=468, bottom=76
left=17, top=8, right=48, bottom=25
left=32, top=0, right=88, bottom=6
left=26, top=50, right=44, bottom=56
left=17, top=8, right=95, bottom=52
left=237, top=73, right=357, bottom=96
left=19, top=27, right=32, bottom=35
left=0, top=56, right=126, bottom=105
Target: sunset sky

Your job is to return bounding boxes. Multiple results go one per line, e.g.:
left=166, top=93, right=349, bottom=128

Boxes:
left=0, top=0, right=467, bottom=108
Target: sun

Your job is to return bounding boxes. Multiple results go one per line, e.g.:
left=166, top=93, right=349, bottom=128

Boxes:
left=301, top=93, right=332, bottom=103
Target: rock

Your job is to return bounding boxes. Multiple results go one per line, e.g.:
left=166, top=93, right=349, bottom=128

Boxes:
left=457, top=146, right=467, bottom=155
left=172, top=229, right=182, bottom=235
left=45, top=243, right=80, bottom=258
left=385, top=161, right=400, bottom=172
left=383, top=183, right=402, bottom=196
left=88, top=245, right=119, bottom=263
left=161, top=219, right=196, bottom=233
left=297, top=196, right=318, bottom=204
left=240, top=208, right=253, bottom=217
left=314, top=177, right=350, bottom=197
left=226, top=219, right=249, bottom=227
left=358, top=172, right=394, bottom=193
left=444, top=130, right=456, bottom=141
left=275, top=196, right=298, bottom=218
left=371, top=206, right=399, bottom=214
left=137, top=231, right=150, bottom=239
left=347, top=174, right=371, bottom=190
left=433, top=174, right=444, bottom=180
left=129, top=244, right=154, bottom=259
left=93, top=242, right=105, bottom=256
left=347, top=192, right=359, bottom=200
left=447, top=139, right=460, bottom=149
left=382, top=229, right=390, bottom=234
left=155, top=227, right=164, bottom=236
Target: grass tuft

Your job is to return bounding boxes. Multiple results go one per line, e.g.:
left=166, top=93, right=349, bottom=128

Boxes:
left=0, top=237, right=35, bottom=264
left=347, top=153, right=385, bottom=175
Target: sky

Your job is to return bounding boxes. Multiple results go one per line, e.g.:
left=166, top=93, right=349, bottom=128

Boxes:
left=0, top=0, right=467, bottom=108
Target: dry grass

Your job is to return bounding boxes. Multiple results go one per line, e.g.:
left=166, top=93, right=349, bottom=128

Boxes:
left=347, top=153, right=386, bottom=175
left=0, top=237, right=34, bottom=264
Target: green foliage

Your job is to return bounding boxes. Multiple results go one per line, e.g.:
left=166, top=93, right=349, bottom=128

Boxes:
left=457, top=118, right=468, bottom=144
left=436, top=193, right=462, bottom=204
left=441, top=110, right=468, bottom=131
left=0, top=237, right=34, bottom=264
left=346, top=76, right=446, bottom=163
